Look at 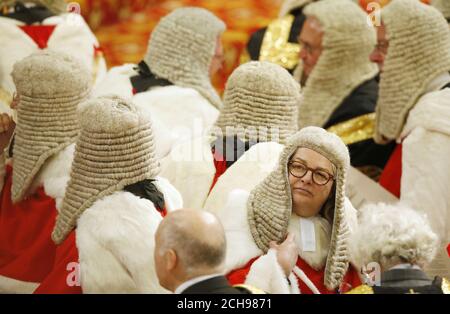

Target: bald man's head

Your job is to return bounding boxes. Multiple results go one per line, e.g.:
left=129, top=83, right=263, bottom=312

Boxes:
left=154, top=209, right=226, bottom=288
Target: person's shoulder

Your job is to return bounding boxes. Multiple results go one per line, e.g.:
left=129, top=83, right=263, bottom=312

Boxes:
left=142, top=85, right=217, bottom=112
left=344, top=77, right=378, bottom=109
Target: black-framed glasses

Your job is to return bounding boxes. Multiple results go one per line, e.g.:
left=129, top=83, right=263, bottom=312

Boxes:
left=288, top=161, right=334, bottom=186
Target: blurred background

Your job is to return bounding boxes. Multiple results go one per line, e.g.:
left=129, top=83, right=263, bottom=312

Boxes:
left=72, top=0, right=431, bottom=92
left=73, top=0, right=284, bottom=92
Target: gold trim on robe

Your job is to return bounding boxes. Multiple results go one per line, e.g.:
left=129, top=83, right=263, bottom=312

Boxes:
left=442, top=278, right=450, bottom=294
left=346, top=284, right=374, bottom=294
left=259, top=14, right=301, bottom=70
left=233, top=284, right=266, bottom=294
left=326, top=113, right=376, bottom=146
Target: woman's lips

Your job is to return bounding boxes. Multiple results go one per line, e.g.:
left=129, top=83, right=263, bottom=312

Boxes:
left=293, top=187, right=313, bottom=197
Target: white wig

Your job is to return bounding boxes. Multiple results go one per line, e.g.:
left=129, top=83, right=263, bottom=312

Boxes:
left=350, top=203, right=439, bottom=270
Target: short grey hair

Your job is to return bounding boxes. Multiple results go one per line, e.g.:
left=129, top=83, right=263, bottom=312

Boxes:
left=350, top=203, right=439, bottom=270
left=157, top=213, right=227, bottom=275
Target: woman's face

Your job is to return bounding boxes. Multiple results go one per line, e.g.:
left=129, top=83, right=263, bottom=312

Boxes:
left=209, top=35, right=224, bottom=79
left=288, top=147, right=335, bottom=218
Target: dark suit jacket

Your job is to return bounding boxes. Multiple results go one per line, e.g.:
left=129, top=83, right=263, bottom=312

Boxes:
left=181, top=276, right=258, bottom=294
left=373, top=268, right=447, bottom=294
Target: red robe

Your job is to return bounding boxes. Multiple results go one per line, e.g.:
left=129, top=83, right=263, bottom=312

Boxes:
left=34, top=206, right=167, bottom=294
left=0, top=23, right=101, bottom=288
left=209, top=148, right=228, bottom=194
left=380, top=143, right=450, bottom=263
left=33, top=230, right=81, bottom=294
left=0, top=166, right=58, bottom=283
left=379, top=143, right=402, bottom=198
left=227, top=255, right=361, bottom=294
left=19, top=25, right=56, bottom=49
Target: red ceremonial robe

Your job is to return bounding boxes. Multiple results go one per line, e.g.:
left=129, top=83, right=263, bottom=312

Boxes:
left=0, top=166, right=58, bottom=286
left=227, top=255, right=361, bottom=294
left=34, top=206, right=167, bottom=294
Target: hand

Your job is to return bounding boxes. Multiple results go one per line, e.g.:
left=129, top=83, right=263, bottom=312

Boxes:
left=270, top=233, right=299, bottom=277
left=10, top=93, right=19, bottom=110
left=0, top=113, right=15, bottom=152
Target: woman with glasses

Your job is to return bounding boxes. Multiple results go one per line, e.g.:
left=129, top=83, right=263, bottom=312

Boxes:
left=216, top=127, right=361, bottom=294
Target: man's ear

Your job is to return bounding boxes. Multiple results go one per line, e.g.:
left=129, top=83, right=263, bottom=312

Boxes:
left=165, top=249, right=177, bottom=271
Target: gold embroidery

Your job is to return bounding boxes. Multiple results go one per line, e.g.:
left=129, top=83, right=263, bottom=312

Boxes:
left=346, top=285, right=374, bottom=294
left=442, top=277, right=450, bottom=294
left=233, top=284, right=266, bottom=294
left=327, top=113, right=376, bottom=146
left=259, top=15, right=301, bottom=70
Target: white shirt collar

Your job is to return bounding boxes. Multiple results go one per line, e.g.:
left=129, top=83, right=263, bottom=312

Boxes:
left=174, top=273, right=223, bottom=294
left=424, top=72, right=450, bottom=94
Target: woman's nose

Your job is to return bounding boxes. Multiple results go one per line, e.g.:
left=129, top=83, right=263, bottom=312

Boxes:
left=300, top=170, right=313, bottom=183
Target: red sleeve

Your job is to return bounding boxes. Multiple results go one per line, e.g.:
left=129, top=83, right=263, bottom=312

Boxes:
left=34, top=231, right=82, bottom=294
left=209, top=148, right=228, bottom=194
left=340, top=264, right=362, bottom=293
left=379, top=143, right=402, bottom=198
left=0, top=166, right=58, bottom=283
left=226, top=257, right=259, bottom=285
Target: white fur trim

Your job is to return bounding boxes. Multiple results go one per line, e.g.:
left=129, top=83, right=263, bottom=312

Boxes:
left=343, top=197, right=358, bottom=236
left=220, top=189, right=262, bottom=273
left=154, top=176, right=183, bottom=211
left=292, top=266, right=320, bottom=294
left=401, top=88, right=450, bottom=139
left=0, top=16, right=37, bottom=94
left=346, top=166, right=398, bottom=209
left=76, top=191, right=170, bottom=293
left=94, top=69, right=218, bottom=159
left=204, top=142, right=283, bottom=215
left=45, top=14, right=102, bottom=81
left=92, top=64, right=136, bottom=98
left=0, top=14, right=105, bottom=94
left=159, top=136, right=215, bottom=210
left=136, top=85, right=218, bottom=147
left=0, top=275, right=39, bottom=294
left=399, top=89, right=450, bottom=243
left=132, top=91, right=177, bottom=159
left=401, top=132, right=450, bottom=242
left=245, top=249, right=300, bottom=294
